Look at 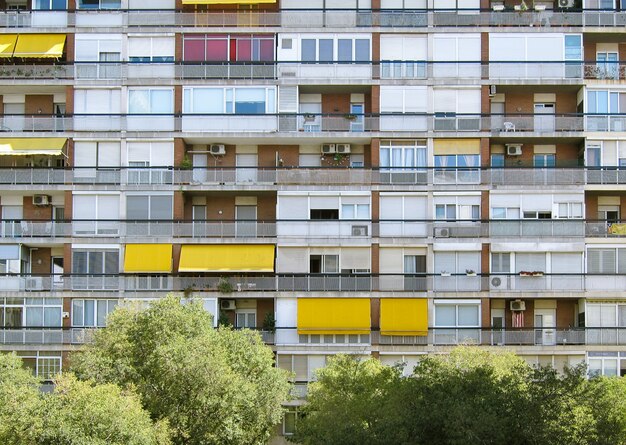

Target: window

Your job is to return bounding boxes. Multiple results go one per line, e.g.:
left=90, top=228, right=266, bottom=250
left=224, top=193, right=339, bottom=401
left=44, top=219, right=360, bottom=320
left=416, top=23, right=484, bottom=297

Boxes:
left=435, top=154, right=480, bottom=170
left=587, top=248, right=626, bottom=274
left=436, top=204, right=456, bottom=220
left=72, top=250, right=119, bottom=275
left=557, top=202, right=583, bottom=219
left=72, top=194, right=120, bottom=235
left=436, top=204, right=479, bottom=220
left=433, top=301, right=481, bottom=344
left=310, top=209, right=339, bottom=220
left=300, top=37, right=370, bottom=63
left=235, top=311, right=256, bottom=328
left=74, top=141, right=121, bottom=169
left=380, top=140, right=427, bottom=168
left=341, top=204, right=369, bottom=219
left=16, top=352, right=61, bottom=380
left=72, top=299, right=117, bottom=327
left=33, top=0, right=65, bottom=9
left=310, top=255, right=339, bottom=273
left=126, top=195, right=173, bottom=220
left=128, top=89, right=173, bottom=114
left=588, top=354, right=619, bottom=378
left=523, top=211, right=552, bottom=219
left=492, top=207, right=520, bottom=219
left=74, top=89, right=121, bottom=114
left=533, top=154, right=555, bottom=168
left=78, top=0, right=120, bottom=8
left=129, top=37, right=175, bottom=63
left=0, top=297, right=62, bottom=328
left=491, top=253, right=511, bottom=273
left=182, top=34, right=273, bottom=62
left=183, top=87, right=276, bottom=114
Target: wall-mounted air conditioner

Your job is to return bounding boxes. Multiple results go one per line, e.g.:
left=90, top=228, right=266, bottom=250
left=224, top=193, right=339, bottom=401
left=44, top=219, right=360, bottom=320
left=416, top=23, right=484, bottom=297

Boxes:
left=210, top=144, right=226, bottom=155
left=510, top=300, right=526, bottom=311
left=32, top=195, right=50, bottom=206
left=489, top=85, right=497, bottom=96
left=506, top=144, right=522, bottom=156
left=220, top=299, right=236, bottom=310
left=558, top=0, right=574, bottom=8
left=321, top=144, right=336, bottom=154
left=351, top=225, right=368, bottom=236
left=336, top=143, right=351, bottom=154
left=434, top=227, right=450, bottom=238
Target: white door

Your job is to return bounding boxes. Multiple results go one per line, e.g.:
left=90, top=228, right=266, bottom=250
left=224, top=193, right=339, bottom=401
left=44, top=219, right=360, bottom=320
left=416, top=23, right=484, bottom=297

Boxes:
left=491, top=102, right=504, bottom=131
left=236, top=310, right=256, bottom=329
left=535, top=309, right=556, bottom=346
left=534, top=103, right=555, bottom=132
left=235, top=205, right=257, bottom=238
left=192, top=153, right=207, bottom=183
left=236, top=154, right=257, bottom=183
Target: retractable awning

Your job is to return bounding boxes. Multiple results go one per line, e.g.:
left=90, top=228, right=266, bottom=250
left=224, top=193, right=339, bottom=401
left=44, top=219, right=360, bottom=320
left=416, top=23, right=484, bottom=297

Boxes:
left=380, top=298, right=428, bottom=336
left=178, top=244, right=275, bottom=272
left=182, top=0, right=276, bottom=4
left=297, top=298, right=370, bottom=335
left=0, top=138, right=67, bottom=156
left=13, top=34, right=66, bottom=58
left=0, top=34, right=18, bottom=58
left=124, top=244, right=173, bottom=273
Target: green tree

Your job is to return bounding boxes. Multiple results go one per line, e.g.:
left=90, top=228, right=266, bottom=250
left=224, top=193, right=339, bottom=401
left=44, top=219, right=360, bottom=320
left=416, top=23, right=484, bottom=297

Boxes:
left=294, top=354, right=403, bottom=445
left=71, top=295, right=291, bottom=445
left=0, top=353, right=169, bottom=445
left=586, top=376, right=626, bottom=445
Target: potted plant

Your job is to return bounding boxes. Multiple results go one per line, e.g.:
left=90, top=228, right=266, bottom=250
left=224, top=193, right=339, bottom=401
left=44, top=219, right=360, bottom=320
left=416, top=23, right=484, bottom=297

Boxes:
left=440, top=270, right=451, bottom=277
left=218, top=311, right=232, bottom=327
left=531, top=271, right=544, bottom=277
left=217, top=277, right=234, bottom=294
left=519, top=271, right=532, bottom=277
left=344, top=113, right=358, bottom=121
left=466, top=269, right=477, bottom=277
left=262, top=312, right=276, bottom=333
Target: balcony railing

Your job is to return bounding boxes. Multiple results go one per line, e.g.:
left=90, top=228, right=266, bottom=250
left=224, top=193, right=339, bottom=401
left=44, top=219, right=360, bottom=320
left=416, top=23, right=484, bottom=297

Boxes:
left=1, top=9, right=626, bottom=29
left=5, top=219, right=620, bottom=240
left=1, top=61, right=622, bottom=82
left=2, top=273, right=625, bottom=293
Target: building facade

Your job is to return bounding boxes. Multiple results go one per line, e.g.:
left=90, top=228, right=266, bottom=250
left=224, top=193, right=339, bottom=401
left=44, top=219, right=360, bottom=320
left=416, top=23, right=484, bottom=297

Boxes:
left=0, top=0, right=626, bottom=440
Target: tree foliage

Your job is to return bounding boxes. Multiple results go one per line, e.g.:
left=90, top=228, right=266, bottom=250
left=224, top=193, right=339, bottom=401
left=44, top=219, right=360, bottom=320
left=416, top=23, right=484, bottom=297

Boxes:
left=0, top=353, right=168, bottom=445
left=294, top=347, right=626, bottom=445
left=71, top=295, right=291, bottom=445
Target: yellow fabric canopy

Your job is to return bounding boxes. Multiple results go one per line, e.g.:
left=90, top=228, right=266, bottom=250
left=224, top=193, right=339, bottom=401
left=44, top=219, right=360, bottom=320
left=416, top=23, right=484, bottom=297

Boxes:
left=0, top=138, right=66, bottom=156
left=178, top=244, right=275, bottom=272
left=0, top=34, right=17, bottom=58
left=297, top=298, right=370, bottom=335
left=433, top=139, right=481, bottom=155
left=13, top=34, right=66, bottom=58
left=124, top=244, right=173, bottom=273
left=183, top=0, right=275, bottom=3
left=380, top=298, right=428, bottom=336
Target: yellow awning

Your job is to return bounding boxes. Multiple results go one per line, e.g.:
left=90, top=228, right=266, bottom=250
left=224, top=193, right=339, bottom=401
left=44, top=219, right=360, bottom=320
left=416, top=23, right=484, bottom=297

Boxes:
left=297, top=298, right=370, bottom=335
left=124, top=244, right=173, bottom=273
left=380, top=298, right=428, bottom=336
left=182, top=0, right=275, bottom=3
left=178, top=244, right=275, bottom=272
left=0, top=34, right=17, bottom=58
left=0, top=138, right=66, bottom=156
left=433, top=139, right=481, bottom=155
left=13, top=34, right=66, bottom=58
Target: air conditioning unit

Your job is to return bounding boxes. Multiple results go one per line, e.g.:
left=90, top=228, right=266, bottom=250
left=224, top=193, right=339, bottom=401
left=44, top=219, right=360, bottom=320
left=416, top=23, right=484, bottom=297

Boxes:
left=434, top=227, right=450, bottom=238
left=506, top=144, right=523, bottom=156
left=220, top=299, right=236, bottom=310
left=490, top=276, right=503, bottom=288
left=336, top=143, right=351, bottom=154
left=32, top=195, right=50, bottom=206
left=25, top=277, right=43, bottom=290
left=489, top=85, right=497, bottom=97
left=210, top=144, right=226, bottom=155
left=321, top=143, right=336, bottom=154
left=510, top=300, right=526, bottom=311
left=558, top=0, right=574, bottom=7
left=351, top=225, right=368, bottom=236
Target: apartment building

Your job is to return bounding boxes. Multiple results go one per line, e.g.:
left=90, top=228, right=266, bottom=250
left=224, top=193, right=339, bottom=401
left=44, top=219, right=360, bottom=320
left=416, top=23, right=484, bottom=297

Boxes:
left=0, top=0, right=625, bottom=440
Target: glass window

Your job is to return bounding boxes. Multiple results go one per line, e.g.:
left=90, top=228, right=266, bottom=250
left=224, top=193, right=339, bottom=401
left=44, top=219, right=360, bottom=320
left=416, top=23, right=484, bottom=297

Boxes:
left=491, top=253, right=510, bottom=273
left=302, top=39, right=316, bottom=62
left=235, top=88, right=266, bottom=114
left=435, top=305, right=456, bottom=326
left=379, top=141, right=427, bottom=168
left=129, top=89, right=173, bottom=114
left=338, top=39, right=352, bottom=62
left=341, top=204, right=369, bottom=219
left=355, top=39, right=370, bottom=62
left=319, top=39, right=333, bottom=62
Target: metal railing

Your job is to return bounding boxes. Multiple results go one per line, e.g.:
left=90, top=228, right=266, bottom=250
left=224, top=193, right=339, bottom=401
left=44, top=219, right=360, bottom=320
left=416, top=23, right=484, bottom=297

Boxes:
left=0, top=112, right=606, bottom=134
left=1, top=9, right=626, bottom=29
left=5, top=166, right=626, bottom=186
left=1, top=61, right=624, bottom=82
left=2, top=273, right=625, bottom=293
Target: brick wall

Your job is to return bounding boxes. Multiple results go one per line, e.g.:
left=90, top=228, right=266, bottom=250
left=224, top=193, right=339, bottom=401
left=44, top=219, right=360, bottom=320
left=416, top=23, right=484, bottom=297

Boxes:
left=25, top=95, right=53, bottom=115
left=23, top=196, right=52, bottom=220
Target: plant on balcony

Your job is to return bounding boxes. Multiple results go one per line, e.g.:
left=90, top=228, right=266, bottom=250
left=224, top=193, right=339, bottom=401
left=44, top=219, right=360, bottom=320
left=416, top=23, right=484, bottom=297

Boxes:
left=183, top=284, right=196, bottom=298
left=519, top=270, right=544, bottom=277
left=262, top=312, right=276, bottom=333
left=344, top=113, right=358, bottom=120
left=465, top=269, right=477, bottom=277
left=179, top=155, right=193, bottom=170
left=217, top=277, right=234, bottom=294
left=440, top=270, right=451, bottom=277
left=218, top=310, right=232, bottom=327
